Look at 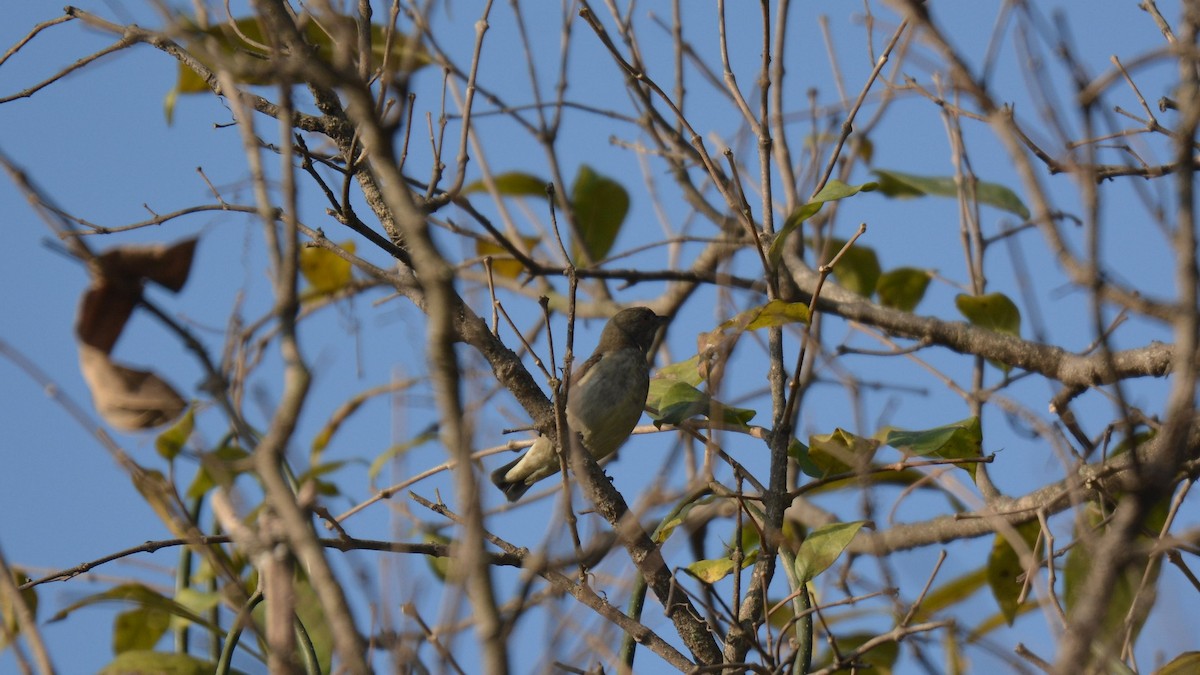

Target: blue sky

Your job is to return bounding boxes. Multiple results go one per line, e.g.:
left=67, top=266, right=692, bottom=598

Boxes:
left=1, top=1, right=1195, bottom=672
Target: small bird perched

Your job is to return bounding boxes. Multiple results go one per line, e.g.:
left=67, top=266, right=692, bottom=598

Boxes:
left=491, top=307, right=666, bottom=502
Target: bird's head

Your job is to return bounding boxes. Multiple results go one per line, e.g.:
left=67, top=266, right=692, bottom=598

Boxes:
left=599, top=307, right=666, bottom=355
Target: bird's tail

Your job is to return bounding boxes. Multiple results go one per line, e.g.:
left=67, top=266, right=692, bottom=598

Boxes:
left=490, top=457, right=532, bottom=502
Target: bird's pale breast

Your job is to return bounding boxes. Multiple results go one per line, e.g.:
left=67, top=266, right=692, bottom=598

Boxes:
left=566, top=348, right=650, bottom=459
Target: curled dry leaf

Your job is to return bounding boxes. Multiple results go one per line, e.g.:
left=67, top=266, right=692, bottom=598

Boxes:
left=76, top=280, right=139, bottom=353
left=79, top=345, right=187, bottom=431
left=95, top=238, right=197, bottom=293
left=77, top=238, right=199, bottom=353
left=75, top=238, right=197, bottom=430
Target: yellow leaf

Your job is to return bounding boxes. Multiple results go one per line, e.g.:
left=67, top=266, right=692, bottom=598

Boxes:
left=300, top=240, right=355, bottom=294
left=476, top=236, right=539, bottom=278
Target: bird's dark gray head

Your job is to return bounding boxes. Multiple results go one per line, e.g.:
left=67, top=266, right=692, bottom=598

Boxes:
left=598, top=307, right=665, bottom=355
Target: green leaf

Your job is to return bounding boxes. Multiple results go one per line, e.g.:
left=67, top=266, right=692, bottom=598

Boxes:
left=729, top=522, right=761, bottom=557
left=788, top=437, right=828, bottom=482
left=699, top=300, right=810, bottom=356
left=766, top=598, right=797, bottom=629
left=570, top=165, right=629, bottom=262
left=965, top=602, right=1041, bottom=642
left=816, top=633, right=898, bottom=674
left=0, top=568, right=37, bottom=650
left=743, top=299, right=812, bottom=330
left=367, top=425, right=438, bottom=482
left=424, top=531, right=453, bottom=582
left=700, top=299, right=811, bottom=369
left=945, top=624, right=966, bottom=675
left=1157, top=653, right=1200, bottom=675
left=291, top=575, right=334, bottom=674
left=986, top=520, right=1042, bottom=625
left=883, top=417, right=983, bottom=478
left=164, top=88, right=179, bottom=125
left=781, top=516, right=806, bottom=553
left=955, top=290, right=1022, bottom=369
left=1111, top=428, right=1157, bottom=459
left=654, top=515, right=686, bottom=544
left=130, top=469, right=190, bottom=539
left=684, top=523, right=760, bottom=584
left=786, top=437, right=810, bottom=462
left=910, top=568, right=988, bottom=623
left=154, top=406, right=194, bottom=461
left=654, top=355, right=704, bottom=387
left=956, top=292, right=1022, bottom=373
left=464, top=172, right=549, bottom=196
left=50, top=584, right=217, bottom=631
left=173, top=17, right=269, bottom=96
left=312, top=381, right=421, bottom=460
left=794, top=521, right=866, bottom=583
left=976, top=181, right=1031, bottom=220
left=686, top=557, right=737, bottom=584
left=873, top=169, right=1030, bottom=219
left=186, top=444, right=251, bottom=499
left=169, top=589, right=221, bottom=633
left=823, top=238, right=880, bottom=297
left=170, top=16, right=429, bottom=102
left=853, top=136, right=874, bottom=164
left=296, top=459, right=354, bottom=499
left=871, top=169, right=928, bottom=198
left=249, top=574, right=333, bottom=673
left=801, top=468, right=970, bottom=511
left=813, top=178, right=879, bottom=202
left=100, top=651, right=247, bottom=675
left=877, top=267, right=931, bottom=312
left=884, top=417, right=981, bottom=456
left=644, top=379, right=703, bottom=424
left=803, top=429, right=879, bottom=479
left=955, top=293, right=1021, bottom=336
left=769, top=202, right=821, bottom=264
left=685, top=550, right=758, bottom=584
left=646, top=379, right=755, bottom=427
left=300, top=240, right=355, bottom=295
left=113, top=607, right=170, bottom=654
left=1064, top=501, right=1160, bottom=646
left=652, top=496, right=714, bottom=545
left=767, top=180, right=878, bottom=267
left=360, top=22, right=432, bottom=74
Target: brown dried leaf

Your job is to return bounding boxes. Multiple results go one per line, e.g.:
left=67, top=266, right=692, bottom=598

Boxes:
left=76, top=280, right=140, bottom=354
left=97, top=238, right=198, bottom=292
left=79, top=345, right=186, bottom=430
left=74, top=238, right=197, bottom=429
left=78, top=238, right=198, bottom=353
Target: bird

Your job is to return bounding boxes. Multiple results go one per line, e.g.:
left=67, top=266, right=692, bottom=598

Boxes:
left=491, top=307, right=666, bottom=502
